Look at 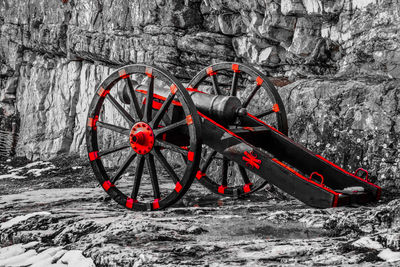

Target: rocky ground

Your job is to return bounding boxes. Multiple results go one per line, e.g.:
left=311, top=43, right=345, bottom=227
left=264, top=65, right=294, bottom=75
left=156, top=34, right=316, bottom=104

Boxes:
left=0, top=156, right=399, bottom=266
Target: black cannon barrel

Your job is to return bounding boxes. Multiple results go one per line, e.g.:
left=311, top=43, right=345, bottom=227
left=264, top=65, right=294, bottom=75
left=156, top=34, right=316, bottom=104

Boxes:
left=123, top=82, right=242, bottom=124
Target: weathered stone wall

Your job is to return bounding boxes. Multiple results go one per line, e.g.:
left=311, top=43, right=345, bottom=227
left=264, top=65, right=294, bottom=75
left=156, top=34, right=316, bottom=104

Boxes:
left=1, top=0, right=399, bottom=192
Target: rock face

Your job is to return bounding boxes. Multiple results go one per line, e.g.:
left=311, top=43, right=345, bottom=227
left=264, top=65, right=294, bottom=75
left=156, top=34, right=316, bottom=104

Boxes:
left=0, top=0, right=400, bottom=192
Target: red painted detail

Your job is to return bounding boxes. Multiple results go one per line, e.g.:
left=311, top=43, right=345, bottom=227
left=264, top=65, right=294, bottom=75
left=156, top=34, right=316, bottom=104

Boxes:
left=315, top=155, right=381, bottom=191
left=180, top=146, right=189, bottom=150
left=198, top=112, right=245, bottom=142
left=89, top=151, right=99, bottom=161
left=310, top=172, right=324, bottom=186
left=145, top=67, right=153, bottom=78
left=126, top=197, right=138, bottom=209
left=242, top=151, right=261, bottom=169
left=98, top=87, right=109, bottom=98
left=256, top=76, right=263, bottom=86
left=246, top=113, right=284, bottom=135
left=272, top=158, right=339, bottom=196
left=162, top=133, right=167, bottom=141
left=170, top=84, right=177, bottom=95
left=196, top=170, right=205, bottom=180
left=332, top=194, right=339, bottom=207
left=87, top=115, right=99, bottom=130
left=142, top=98, right=162, bottom=110
left=272, top=103, right=280, bottom=113
left=232, top=63, right=240, bottom=73
left=187, top=86, right=205, bottom=94
left=243, top=126, right=254, bottom=131
left=175, top=182, right=183, bottom=193
left=186, top=115, right=193, bottom=125
left=243, top=183, right=253, bottom=193
left=206, top=67, right=216, bottom=76
left=136, top=89, right=183, bottom=107
left=218, top=185, right=227, bottom=194
left=130, top=122, right=154, bottom=154
left=119, top=69, right=129, bottom=79
left=355, top=168, right=369, bottom=182
left=187, top=151, right=194, bottom=162
left=153, top=198, right=160, bottom=210
left=102, top=180, right=114, bottom=191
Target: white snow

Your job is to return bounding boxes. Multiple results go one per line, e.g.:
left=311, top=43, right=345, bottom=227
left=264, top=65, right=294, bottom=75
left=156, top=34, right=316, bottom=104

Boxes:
left=352, top=236, right=383, bottom=250
left=1, top=212, right=51, bottom=229
left=26, top=165, right=57, bottom=177
left=0, top=249, right=37, bottom=266
left=0, top=172, right=26, bottom=179
left=0, top=244, right=26, bottom=260
left=378, top=248, right=400, bottom=262
left=58, top=250, right=95, bottom=267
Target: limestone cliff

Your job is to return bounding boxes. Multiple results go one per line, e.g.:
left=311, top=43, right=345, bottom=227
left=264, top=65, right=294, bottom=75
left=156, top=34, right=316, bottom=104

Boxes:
left=0, top=0, right=399, bottom=192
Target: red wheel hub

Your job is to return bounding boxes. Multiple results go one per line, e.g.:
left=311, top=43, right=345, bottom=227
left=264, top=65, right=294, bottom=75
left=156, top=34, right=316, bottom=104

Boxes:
left=130, top=122, right=154, bottom=154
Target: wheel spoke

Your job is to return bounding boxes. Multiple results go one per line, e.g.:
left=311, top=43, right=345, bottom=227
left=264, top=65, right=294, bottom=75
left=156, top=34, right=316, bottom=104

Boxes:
left=98, top=142, right=130, bottom=157
left=255, top=108, right=274, bottom=118
left=221, top=157, right=229, bottom=187
left=243, top=84, right=261, bottom=108
left=153, top=119, right=186, bottom=136
left=152, top=148, right=180, bottom=184
left=231, top=71, right=240, bottom=96
left=201, top=150, right=217, bottom=172
left=152, top=92, right=175, bottom=127
left=131, top=155, right=145, bottom=199
left=146, top=154, right=161, bottom=199
left=143, top=76, right=154, bottom=122
left=237, top=164, right=251, bottom=184
left=97, top=121, right=130, bottom=135
left=110, top=151, right=137, bottom=184
left=211, top=74, right=222, bottom=95
left=155, top=139, right=188, bottom=156
left=125, top=76, right=143, bottom=119
left=106, top=94, right=135, bottom=124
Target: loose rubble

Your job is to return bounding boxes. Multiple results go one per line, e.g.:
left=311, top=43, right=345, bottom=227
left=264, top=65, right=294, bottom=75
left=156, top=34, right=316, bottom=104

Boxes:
left=0, top=157, right=399, bottom=266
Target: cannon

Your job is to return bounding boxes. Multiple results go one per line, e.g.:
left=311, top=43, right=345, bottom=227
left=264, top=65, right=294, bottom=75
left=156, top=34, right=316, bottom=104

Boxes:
left=86, top=62, right=381, bottom=211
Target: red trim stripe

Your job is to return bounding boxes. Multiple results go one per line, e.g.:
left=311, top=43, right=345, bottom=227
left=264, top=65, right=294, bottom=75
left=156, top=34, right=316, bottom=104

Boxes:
left=315, top=155, right=381, bottom=191
left=170, top=84, right=177, bottom=95
left=119, top=69, right=129, bottom=79
left=98, top=87, right=109, bottom=98
left=206, top=67, right=216, bottom=76
left=272, top=103, right=280, bottom=113
left=243, top=183, right=252, bottom=193
left=126, top=197, right=138, bottom=209
left=153, top=198, right=160, bottom=210
left=187, top=151, right=194, bottom=162
left=186, top=115, right=193, bottom=125
left=246, top=113, right=284, bottom=135
left=87, top=116, right=98, bottom=130
left=145, top=67, right=153, bottom=78
left=187, top=86, right=205, bottom=94
left=218, top=185, right=227, bottom=194
left=175, top=182, right=183, bottom=193
left=196, top=170, right=205, bottom=180
left=271, top=158, right=339, bottom=196
left=89, top=151, right=99, bottom=161
left=102, top=180, right=114, bottom=191
left=232, top=64, right=240, bottom=73
left=256, top=76, right=263, bottom=86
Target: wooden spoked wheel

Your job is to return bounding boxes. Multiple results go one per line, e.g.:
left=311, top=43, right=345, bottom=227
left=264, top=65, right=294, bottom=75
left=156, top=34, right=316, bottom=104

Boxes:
left=86, top=64, right=201, bottom=211
left=188, top=62, right=288, bottom=197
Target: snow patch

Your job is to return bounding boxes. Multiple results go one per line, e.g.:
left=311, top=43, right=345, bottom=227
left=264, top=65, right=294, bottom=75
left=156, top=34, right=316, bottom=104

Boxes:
left=0, top=172, right=26, bottom=179
left=1, top=211, right=51, bottom=229
left=353, top=236, right=383, bottom=250
left=378, top=248, right=400, bottom=262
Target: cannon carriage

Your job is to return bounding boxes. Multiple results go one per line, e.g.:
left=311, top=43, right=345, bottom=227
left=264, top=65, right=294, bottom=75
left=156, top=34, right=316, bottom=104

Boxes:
left=86, top=62, right=381, bottom=211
